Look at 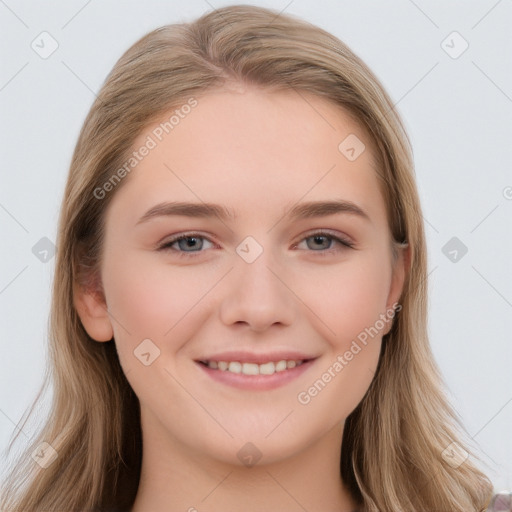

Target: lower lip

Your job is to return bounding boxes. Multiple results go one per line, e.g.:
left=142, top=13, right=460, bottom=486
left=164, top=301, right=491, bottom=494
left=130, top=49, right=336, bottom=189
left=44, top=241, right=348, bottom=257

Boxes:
left=195, top=360, right=315, bottom=390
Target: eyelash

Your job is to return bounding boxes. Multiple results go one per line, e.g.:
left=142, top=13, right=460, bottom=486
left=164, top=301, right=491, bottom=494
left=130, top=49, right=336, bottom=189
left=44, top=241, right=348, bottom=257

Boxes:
left=157, top=230, right=354, bottom=259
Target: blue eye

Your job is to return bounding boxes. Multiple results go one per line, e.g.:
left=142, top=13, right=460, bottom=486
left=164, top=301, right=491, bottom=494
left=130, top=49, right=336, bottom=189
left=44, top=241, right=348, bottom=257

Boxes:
left=297, top=232, right=354, bottom=252
left=157, top=230, right=354, bottom=258
left=159, top=234, right=214, bottom=254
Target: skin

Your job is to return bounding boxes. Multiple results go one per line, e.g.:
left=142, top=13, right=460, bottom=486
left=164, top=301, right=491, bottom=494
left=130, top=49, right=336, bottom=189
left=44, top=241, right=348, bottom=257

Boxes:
left=75, top=84, right=407, bottom=512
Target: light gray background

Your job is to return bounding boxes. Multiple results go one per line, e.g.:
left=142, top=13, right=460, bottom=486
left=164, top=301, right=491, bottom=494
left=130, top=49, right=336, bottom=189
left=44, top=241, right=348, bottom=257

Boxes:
left=1, top=0, right=511, bottom=493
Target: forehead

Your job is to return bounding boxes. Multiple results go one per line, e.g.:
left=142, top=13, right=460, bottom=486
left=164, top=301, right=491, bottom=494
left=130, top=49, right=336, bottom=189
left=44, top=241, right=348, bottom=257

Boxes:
left=105, top=87, right=387, bottom=228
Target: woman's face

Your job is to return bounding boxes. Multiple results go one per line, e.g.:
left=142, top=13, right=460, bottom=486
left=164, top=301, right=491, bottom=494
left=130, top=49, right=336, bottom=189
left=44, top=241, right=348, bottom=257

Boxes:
left=77, top=85, right=405, bottom=466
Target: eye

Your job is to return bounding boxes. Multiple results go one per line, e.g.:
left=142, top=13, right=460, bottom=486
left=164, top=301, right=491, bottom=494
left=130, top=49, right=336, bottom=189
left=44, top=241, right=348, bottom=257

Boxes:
left=157, top=230, right=354, bottom=259
left=158, top=233, right=215, bottom=257
left=295, top=231, right=354, bottom=254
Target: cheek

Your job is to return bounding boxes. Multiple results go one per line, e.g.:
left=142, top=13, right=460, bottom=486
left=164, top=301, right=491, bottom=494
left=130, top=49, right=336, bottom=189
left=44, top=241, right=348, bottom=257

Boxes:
left=292, top=256, right=390, bottom=418
left=101, top=251, right=219, bottom=351
left=293, top=252, right=393, bottom=347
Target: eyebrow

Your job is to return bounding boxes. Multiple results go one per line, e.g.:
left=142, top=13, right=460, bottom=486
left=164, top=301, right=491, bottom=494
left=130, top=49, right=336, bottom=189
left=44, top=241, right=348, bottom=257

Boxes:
left=136, top=199, right=370, bottom=225
left=136, top=202, right=236, bottom=225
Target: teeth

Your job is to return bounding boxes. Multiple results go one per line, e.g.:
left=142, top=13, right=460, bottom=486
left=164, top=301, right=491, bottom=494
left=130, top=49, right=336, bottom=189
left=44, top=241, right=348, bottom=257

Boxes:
left=259, top=362, right=275, bottom=375
left=228, top=361, right=242, bottom=373
left=275, top=360, right=287, bottom=372
left=242, top=362, right=259, bottom=375
left=206, top=359, right=305, bottom=375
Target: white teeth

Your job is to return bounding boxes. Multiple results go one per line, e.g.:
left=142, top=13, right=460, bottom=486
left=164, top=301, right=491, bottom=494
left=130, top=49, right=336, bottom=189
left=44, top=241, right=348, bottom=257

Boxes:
left=205, top=359, right=305, bottom=375
left=275, top=360, right=287, bottom=372
left=228, top=361, right=242, bottom=373
left=242, top=363, right=259, bottom=375
left=259, top=362, right=275, bottom=375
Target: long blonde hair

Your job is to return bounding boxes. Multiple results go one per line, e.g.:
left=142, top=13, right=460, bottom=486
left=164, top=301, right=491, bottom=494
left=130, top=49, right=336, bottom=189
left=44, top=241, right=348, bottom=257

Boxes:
left=1, top=5, right=493, bottom=511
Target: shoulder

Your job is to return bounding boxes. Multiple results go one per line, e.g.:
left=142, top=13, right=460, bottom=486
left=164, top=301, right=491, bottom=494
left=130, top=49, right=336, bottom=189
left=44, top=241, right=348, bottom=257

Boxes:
left=485, top=491, right=512, bottom=511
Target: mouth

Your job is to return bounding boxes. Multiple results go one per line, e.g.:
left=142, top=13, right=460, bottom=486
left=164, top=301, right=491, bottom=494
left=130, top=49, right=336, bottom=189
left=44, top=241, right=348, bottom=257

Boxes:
left=194, top=352, right=317, bottom=390
left=197, top=358, right=308, bottom=375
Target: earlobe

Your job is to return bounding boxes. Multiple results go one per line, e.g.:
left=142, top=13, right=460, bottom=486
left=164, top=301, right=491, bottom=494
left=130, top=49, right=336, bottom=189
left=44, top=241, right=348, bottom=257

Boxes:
left=387, top=244, right=409, bottom=307
left=73, top=283, right=114, bottom=342
left=384, top=244, right=410, bottom=333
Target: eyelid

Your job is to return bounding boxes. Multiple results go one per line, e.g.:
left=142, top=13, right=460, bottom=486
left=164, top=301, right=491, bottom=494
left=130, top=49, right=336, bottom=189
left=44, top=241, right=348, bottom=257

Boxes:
left=157, top=231, right=218, bottom=252
left=293, top=228, right=354, bottom=249
left=157, top=229, right=355, bottom=258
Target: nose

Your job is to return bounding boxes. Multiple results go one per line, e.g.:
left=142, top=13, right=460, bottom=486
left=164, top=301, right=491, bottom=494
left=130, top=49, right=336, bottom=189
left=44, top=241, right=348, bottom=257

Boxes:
left=218, top=249, right=297, bottom=332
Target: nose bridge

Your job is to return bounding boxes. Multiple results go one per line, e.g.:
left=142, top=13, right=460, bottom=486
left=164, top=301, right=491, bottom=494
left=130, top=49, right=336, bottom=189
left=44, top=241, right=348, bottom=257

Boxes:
left=219, top=239, right=296, bottom=330
left=236, top=248, right=278, bottom=293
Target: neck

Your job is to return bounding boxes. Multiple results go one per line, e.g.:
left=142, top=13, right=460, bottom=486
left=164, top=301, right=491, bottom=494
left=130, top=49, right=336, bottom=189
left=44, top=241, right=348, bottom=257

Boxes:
left=130, top=416, right=360, bottom=512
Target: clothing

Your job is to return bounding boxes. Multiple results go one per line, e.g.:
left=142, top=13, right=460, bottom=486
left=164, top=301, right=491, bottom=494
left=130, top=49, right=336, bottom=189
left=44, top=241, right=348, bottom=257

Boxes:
left=486, top=491, right=512, bottom=511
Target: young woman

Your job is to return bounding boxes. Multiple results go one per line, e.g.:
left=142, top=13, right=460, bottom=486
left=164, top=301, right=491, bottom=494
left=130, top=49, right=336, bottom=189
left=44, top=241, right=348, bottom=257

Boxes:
left=1, top=5, right=496, bottom=511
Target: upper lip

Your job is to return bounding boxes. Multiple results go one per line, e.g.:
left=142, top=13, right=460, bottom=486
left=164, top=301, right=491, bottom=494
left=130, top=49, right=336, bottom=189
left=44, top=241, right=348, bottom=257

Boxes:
left=195, top=351, right=318, bottom=365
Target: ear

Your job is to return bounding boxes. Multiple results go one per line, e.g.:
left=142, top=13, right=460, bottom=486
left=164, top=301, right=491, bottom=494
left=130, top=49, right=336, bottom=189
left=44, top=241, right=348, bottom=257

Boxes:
left=73, top=282, right=114, bottom=342
left=383, top=243, right=410, bottom=334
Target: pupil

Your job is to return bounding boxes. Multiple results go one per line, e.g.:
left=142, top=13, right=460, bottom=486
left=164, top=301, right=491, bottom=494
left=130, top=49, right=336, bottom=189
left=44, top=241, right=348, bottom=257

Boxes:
left=179, top=237, right=201, bottom=251
left=311, top=235, right=329, bottom=250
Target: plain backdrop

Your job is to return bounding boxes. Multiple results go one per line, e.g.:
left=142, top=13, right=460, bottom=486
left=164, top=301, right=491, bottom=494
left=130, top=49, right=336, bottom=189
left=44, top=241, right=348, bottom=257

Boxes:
left=1, top=0, right=511, bottom=493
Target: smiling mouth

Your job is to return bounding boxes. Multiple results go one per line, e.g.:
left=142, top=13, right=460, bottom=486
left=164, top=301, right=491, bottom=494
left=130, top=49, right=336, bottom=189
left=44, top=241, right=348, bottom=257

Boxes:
left=197, top=359, right=309, bottom=376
